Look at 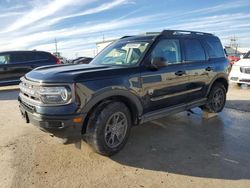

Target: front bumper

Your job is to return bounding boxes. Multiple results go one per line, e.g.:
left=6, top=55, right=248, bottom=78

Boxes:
left=229, top=71, right=250, bottom=85
left=19, top=97, right=85, bottom=142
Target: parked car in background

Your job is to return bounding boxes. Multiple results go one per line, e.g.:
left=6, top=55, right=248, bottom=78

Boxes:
left=71, top=57, right=93, bottom=64
left=0, top=51, right=61, bottom=86
left=229, top=51, right=250, bottom=86
left=224, top=46, right=242, bottom=66
left=228, top=55, right=241, bottom=65
left=58, top=57, right=68, bottom=64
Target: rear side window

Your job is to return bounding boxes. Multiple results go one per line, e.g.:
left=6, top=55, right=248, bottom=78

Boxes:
left=10, top=52, right=50, bottom=63
left=184, top=39, right=206, bottom=61
left=205, top=38, right=225, bottom=58
left=11, top=53, right=26, bottom=63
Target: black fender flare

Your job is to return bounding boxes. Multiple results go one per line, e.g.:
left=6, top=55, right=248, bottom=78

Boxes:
left=206, top=73, right=229, bottom=96
left=80, top=88, right=144, bottom=118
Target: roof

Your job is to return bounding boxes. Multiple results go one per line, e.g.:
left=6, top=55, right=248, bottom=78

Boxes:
left=0, top=50, right=50, bottom=54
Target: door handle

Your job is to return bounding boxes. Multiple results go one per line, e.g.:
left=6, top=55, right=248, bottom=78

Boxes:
left=175, top=70, right=186, bottom=76
left=205, top=67, right=213, bottom=71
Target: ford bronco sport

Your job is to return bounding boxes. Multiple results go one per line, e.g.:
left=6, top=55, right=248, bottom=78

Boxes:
left=18, top=30, right=229, bottom=156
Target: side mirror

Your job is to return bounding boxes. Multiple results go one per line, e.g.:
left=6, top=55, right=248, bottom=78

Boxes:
left=150, top=57, right=168, bottom=69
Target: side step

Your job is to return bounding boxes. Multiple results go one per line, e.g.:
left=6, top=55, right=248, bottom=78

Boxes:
left=140, top=98, right=207, bottom=124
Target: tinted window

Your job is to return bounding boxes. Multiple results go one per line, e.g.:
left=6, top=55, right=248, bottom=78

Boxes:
left=35, top=52, right=50, bottom=60
left=243, top=51, right=250, bottom=59
left=11, top=53, right=27, bottom=63
left=10, top=52, right=50, bottom=64
left=151, top=39, right=181, bottom=65
left=0, top=54, right=10, bottom=64
left=184, top=39, right=206, bottom=61
left=205, top=38, right=225, bottom=58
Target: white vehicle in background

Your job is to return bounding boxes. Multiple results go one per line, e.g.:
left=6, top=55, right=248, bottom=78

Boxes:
left=229, top=51, right=250, bottom=86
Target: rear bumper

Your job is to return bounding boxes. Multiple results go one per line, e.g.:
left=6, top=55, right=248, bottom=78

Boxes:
left=19, top=98, right=85, bottom=142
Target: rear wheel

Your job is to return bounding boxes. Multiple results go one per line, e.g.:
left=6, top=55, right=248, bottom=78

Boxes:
left=237, top=83, right=242, bottom=87
left=86, top=101, right=131, bottom=156
left=201, top=83, right=226, bottom=113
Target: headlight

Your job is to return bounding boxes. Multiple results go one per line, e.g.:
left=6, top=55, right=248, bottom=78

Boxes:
left=38, top=86, right=71, bottom=104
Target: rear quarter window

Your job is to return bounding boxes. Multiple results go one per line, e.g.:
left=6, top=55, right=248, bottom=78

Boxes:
left=35, top=52, right=50, bottom=61
left=204, top=38, right=225, bottom=58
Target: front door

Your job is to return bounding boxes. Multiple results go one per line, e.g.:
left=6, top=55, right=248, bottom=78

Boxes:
left=141, top=38, right=190, bottom=113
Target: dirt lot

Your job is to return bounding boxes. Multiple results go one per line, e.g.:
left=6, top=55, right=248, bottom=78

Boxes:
left=0, top=84, right=250, bottom=188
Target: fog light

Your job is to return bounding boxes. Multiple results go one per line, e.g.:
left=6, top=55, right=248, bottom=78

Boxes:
left=230, top=77, right=238, bottom=81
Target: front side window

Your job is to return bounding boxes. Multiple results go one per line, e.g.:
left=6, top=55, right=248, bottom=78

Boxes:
left=184, top=39, right=206, bottom=61
left=0, top=54, right=10, bottom=65
left=151, top=39, right=181, bottom=66
left=91, top=41, right=149, bottom=66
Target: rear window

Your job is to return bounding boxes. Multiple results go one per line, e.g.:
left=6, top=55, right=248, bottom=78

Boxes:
left=183, top=39, right=206, bottom=61
left=205, top=38, right=225, bottom=58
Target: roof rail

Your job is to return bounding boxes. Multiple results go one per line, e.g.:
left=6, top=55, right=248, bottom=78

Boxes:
left=120, top=36, right=133, bottom=39
left=161, top=30, right=213, bottom=36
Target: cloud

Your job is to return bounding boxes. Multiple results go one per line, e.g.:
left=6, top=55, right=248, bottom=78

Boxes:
left=0, top=0, right=249, bottom=58
left=3, top=0, right=92, bottom=32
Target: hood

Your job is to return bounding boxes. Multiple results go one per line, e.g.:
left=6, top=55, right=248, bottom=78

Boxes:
left=234, top=58, right=250, bottom=67
left=25, top=64, right=121, bottom=83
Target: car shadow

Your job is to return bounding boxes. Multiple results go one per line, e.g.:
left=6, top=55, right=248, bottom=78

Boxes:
left=111, top=109, right=250, bottom=180
left=0, top=89, right=19, bottom=100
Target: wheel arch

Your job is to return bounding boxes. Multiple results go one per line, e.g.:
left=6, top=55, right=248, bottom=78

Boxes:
left=206, top=74, right=229, bottom=97
left=81, top=90, right=143, bottom=134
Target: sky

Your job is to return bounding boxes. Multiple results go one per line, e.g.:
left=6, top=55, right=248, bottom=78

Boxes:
left=0, top=0, right=250, bottom=58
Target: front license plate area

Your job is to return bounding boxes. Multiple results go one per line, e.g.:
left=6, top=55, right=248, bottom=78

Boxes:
left=20, top=106, right=30, bottom=123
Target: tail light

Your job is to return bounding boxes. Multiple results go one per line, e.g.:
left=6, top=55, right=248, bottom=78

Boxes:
left=56, top=58, right=61, bottom=64
left=52, top=54, right=61, bottom=64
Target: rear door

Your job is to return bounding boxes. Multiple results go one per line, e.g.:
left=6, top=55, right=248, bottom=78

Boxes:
left=8, top=52, right=33, bottom=81
left=182, top=38, right=214, bottom=102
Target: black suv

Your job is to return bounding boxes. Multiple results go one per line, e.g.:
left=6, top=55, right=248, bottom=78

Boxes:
left=18, top=30, right=229, bottom=156
left=0, top=51, right=60, bottom=86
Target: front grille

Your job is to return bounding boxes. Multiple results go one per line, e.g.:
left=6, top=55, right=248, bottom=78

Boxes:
left=21, top=100, right=35, bottom=111
left=19, top=78, right=40, bottom=102
left=240, top=67, right=250, bottom=74
left=239, top=79, right=250, bottom=83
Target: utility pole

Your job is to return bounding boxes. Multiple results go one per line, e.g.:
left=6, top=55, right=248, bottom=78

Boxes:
left=229, top=36, right=239, bottom=55
left=55, top=38, right=58, bottom=53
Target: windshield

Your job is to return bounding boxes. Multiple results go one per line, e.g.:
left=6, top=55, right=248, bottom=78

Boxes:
left=91, top=41, right=150, bottom=66
left=243, top=51, right=250, bottom=59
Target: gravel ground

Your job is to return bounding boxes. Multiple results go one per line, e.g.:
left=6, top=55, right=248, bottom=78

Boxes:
left=0, top=84, right=250, bottom=188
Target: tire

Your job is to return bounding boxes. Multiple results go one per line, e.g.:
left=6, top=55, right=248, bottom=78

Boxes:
left=86, top=101, right=131, bottom=156
left=201, top=83, right=227, bottom=113
left=237, top=83, right=242, bottom=87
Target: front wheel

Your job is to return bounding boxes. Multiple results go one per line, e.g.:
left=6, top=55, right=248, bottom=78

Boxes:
left=201, top=83, right=227, bottom=113
left=86, top=102, right=131, bottom=156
